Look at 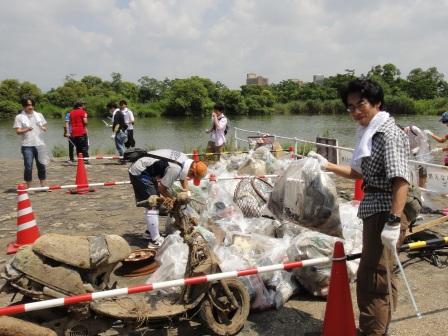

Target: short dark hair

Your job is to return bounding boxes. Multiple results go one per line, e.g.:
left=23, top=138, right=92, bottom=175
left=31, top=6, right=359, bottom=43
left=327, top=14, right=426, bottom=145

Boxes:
left=119, top=99, right=127, bottom=106
left=213, top=103, right=224, bottom=112
left=107, top=102, right=118, bottom=109
left=21, top=97, right=35, bottom=107
left=73, top=101, right=85, bottom=109
left=340, top=79, right=384, bottom=109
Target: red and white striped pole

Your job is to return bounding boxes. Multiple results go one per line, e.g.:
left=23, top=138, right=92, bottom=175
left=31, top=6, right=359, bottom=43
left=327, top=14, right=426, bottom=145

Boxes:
left=0, top=256, right=330, bottom=316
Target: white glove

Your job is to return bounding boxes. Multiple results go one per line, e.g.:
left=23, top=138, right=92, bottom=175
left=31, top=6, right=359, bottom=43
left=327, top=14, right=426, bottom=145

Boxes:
left=110, top=134, right=115, bottom=139
left=308, top=151, right=328, bottom=169
left=381, top=223, right=401, bottom=250
left=423, top=129, right=434, bottom=136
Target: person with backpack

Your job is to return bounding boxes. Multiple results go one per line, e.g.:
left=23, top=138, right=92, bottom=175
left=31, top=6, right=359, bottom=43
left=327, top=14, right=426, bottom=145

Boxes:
left=112, top=105, right=128, bottom=163
left=127, top=149, right=208, bottom=249
left=205, top=103, right=228, bottom=160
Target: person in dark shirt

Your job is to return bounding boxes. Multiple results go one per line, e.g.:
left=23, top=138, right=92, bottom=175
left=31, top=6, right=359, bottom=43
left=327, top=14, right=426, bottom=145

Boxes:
left=112, top=105, right=128, bottom=163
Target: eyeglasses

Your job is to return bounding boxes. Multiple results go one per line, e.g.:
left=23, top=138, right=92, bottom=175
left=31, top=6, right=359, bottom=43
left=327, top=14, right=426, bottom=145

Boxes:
left=347, top=99, right=368, bottom=113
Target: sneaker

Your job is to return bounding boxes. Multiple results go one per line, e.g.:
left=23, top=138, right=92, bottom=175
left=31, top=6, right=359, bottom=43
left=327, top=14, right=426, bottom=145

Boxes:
left=66, top=160, right=75, bottom=165
left=142, top=230, right=152, bottom=240
left=147, top=236, right=164, bottom=249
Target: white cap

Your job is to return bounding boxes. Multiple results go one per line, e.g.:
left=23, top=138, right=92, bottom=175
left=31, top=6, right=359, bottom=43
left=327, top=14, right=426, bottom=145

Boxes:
left=180, top=158, right=193, bottom=180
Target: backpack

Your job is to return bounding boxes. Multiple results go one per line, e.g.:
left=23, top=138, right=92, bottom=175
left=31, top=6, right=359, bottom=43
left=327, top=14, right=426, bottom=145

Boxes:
left=218, top=116, right=229, bottom=135
left=123, top=148, right=184, bottom=168
left=123, top=148, right=149, bottom=162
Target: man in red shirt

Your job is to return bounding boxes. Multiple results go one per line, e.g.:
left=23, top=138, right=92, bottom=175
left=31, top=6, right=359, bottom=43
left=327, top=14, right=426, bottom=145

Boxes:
left=69, top=101, right=89, bottom=163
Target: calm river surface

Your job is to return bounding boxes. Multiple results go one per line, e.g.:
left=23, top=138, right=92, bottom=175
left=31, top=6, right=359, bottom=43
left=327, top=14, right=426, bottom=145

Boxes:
left=0, top=114, right=446, bottom=158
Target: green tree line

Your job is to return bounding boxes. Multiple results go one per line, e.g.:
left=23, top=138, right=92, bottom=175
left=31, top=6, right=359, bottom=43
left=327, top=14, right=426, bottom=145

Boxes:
left=1, top=63, right=447, bottom=120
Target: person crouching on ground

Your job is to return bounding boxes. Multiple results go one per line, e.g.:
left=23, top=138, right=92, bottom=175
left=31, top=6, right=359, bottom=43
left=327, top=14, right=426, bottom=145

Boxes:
left=128, top=149, right=208, bottom=249
left=308, top=79, right=410, bottom=336
left=205, top=103, right=228, bottom=161
left=13, top=97, right=49, bottom=189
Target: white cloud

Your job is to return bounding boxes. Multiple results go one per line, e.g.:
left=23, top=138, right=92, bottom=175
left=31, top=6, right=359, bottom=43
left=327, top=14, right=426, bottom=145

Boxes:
left=0, top=0, right=447, bottom=90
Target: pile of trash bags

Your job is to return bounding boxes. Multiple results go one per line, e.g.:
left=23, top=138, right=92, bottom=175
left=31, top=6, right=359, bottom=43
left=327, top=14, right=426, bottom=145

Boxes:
left=148, top=146, right=363, bottom=311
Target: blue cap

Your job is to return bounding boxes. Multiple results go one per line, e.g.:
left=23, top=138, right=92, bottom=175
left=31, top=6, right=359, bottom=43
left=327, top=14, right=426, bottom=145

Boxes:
left=440, top=111, right=448, bottom=124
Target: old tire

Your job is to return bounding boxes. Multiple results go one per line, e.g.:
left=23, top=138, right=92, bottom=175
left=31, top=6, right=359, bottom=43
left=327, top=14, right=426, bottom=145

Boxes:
left=200, top=279, right=250, bottom=336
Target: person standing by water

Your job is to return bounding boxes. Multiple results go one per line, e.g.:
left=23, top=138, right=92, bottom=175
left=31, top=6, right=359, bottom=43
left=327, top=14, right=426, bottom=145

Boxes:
left=424, top=111, right=448, bottom=166
left=309, top=79, right=410, bottom=336
left=13, top=97, right=49, bottom=189
left=69, top=101, right=90, bottom=164
left=64, top=109, right=75, bottom=164
left=112, top=104, right=128, bottom=164
left=205, top=103, right=228, bottom=160
left=119, top=100, right=136, bottom=148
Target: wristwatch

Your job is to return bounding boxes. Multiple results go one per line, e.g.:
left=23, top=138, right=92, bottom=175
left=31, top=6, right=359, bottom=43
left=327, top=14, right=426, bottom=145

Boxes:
left=385, top=214, right=401, bottom=225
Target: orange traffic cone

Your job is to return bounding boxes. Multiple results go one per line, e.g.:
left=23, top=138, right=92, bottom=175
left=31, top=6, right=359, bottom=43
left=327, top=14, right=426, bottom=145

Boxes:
left=70, top=153, right=94, bottom=194
left=354, top=179, right=364, bottom=202
left=322, top=241, right=356, bottom=336
left=7, top=184, right=40, bottom=254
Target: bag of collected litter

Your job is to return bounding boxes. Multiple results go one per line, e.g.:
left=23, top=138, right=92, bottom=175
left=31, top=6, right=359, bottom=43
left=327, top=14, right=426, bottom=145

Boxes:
left=237, top=158, right=266, bottom=176
left=233, top=177, right=273, bottom=217
left=286, top=230, right=338, bottom=296
left=36, top=144, right=50, bottom=166
left=268, top=158, right=343, bottom=238
left=146, top=231, right=188, bottom=291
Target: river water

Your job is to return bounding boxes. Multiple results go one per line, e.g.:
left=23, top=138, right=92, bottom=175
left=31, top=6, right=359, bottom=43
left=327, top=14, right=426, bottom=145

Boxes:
left=1, top=114, right=446, bottom=158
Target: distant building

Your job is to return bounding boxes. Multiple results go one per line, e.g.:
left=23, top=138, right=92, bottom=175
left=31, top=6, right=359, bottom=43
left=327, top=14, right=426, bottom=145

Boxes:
left=313, top=74, right=325, bottom=84
left=246, top=73, right=269, bottom=86
left=288, top=79, right=304, bottom=86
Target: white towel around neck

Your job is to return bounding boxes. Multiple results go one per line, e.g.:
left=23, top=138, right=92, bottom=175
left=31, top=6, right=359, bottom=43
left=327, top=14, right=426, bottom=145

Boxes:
left=352, top=111, right=390, bottom=170
left=19, top=110, right=44, bottom=128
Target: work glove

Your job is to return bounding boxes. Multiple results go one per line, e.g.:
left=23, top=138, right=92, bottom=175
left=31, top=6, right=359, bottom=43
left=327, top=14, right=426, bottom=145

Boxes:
left=423, top=129, right=434, bottom=136
left=177, top=191, right=191, bottom=202
left=148, top=195, right=160, bottom=208
left=307, top=151, right=328, bottom=169
left=110, top=133, right=116, bottom=139
left=381, top=223, right=401, bottom=250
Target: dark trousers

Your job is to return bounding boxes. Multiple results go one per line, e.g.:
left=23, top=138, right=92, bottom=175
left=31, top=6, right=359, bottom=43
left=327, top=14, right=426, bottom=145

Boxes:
left=72, top=134, right=89, bottom=160
left=357, top=212, right=407, bottom=336
left=21, top=146, right=46, bottom=182
left=125, top=129, right=135, bottom=148
left=68, top=137, right=75, bottom=161
left=129, top=172, right=158, bottom=203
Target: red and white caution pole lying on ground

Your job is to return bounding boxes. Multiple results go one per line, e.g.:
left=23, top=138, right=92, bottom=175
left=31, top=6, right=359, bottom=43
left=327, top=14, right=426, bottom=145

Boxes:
left=25, top=181, right=131, bottom=192
left=0, top=256, right=331, bottom=316
left=22, top=175, right=279, bottom=192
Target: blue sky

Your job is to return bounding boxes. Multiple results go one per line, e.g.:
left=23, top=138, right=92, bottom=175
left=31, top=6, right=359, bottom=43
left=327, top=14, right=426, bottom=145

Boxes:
left=1, top=0, right=447, bottom=90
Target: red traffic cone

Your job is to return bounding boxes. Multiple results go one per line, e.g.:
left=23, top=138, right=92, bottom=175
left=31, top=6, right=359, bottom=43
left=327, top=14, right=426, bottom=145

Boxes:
left=7, top=184, right=40, bottom=254
left=322, top=241, right=356, bottom=336
left=70, top=153, right=94, bottom=194
left=353, top=179, right=364, bottom=202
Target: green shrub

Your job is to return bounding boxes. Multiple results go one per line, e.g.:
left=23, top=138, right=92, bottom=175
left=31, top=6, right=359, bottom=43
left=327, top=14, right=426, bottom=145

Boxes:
left=37, top=102, right=64, bottom=118
left=52, top=145, right=68, bottom=157
left=385, top=95, right=416, bottom=114
left=0, top=100, right=21, bottom=119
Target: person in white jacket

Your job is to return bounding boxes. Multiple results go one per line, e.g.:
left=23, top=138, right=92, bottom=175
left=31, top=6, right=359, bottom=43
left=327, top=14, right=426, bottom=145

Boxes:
left=13, top=97, right=49, bottom=188
left=205, top=103, right=228, bottom=160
